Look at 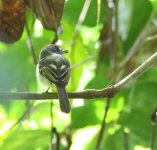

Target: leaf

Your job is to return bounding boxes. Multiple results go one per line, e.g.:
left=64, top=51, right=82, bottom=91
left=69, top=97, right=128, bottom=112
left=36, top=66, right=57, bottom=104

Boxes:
left=129, top=81, right=157, bottom=108
left=119, top=108, right=152, bottom=143
left=71, top=100, right=104, bottom=129
left=0, top=41, right=36, bottom=91
left=71, top=126, right=99, bottom=150
left=86, top=64, right=110, bottom=89
left=85, top=128, right=123, bottom=150
left=0, top=130, right=49, bottom=150
left=0, top=0, right=25, bottom=43
left=63, top=0, right=105, bottom=26
left=122, top=0, right=152, bottom=53
left=25, top=0, right=65, bottom=31
left=68, top=41, right=88, bottom=90
left=101, top=130, right=123, bottom=150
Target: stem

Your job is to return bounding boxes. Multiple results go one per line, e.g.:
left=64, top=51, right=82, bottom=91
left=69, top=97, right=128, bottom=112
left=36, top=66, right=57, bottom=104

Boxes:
left=107, top=0, right=114, bottom=67
left=7, top=101, right=35, bottom=132
left=112, top=0, right=119, bottom=82
left=70, top=56, right=95, bottom=70
left=49, top=100, right=53, bottom=150
left=150, top=124, right=156, bottom=150
left=70, top=0, right=91, bottom=89
left=25, top=22, right=37, bottom=65
left=72, top=0, right=91, bottom=40
left=150, top=107, right=157, bottom=150
left=123, top=129, right=129, bottom=150
left=95, top=98, right=111, bottom=150
left=53, top=127, right=60, bottom=150
left=97, top=0, right=101, bottom=25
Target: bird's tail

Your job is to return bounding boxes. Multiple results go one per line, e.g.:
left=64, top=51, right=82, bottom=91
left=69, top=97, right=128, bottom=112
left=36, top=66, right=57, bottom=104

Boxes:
left=56, top=86, right=70, bottom=113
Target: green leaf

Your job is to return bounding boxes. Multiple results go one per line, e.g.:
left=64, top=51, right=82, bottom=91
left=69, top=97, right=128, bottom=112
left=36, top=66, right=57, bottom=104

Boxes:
left=86, top=64, right=110, bottom=89
left=85, top=128, right=123, bottom=150
left=0, top=130, right=49, bottom=150
left=63, top=0, right=105, bottom=26
left=150, top=0, right=157, bottom=11
left=123, top=0, right=153, bottom=53
left=130, top=81, right=157, bottom=108
left=102, top=130, right=123, bottom=150
left=119, top=108, right=152, bottom=143
left=0, top=41, right=35, bottom=91
left=71, top=100, right=105, bottom=129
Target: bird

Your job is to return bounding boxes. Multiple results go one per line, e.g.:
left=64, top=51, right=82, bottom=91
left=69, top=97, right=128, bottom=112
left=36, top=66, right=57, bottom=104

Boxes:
left=37, top=44, right=71, bottom=113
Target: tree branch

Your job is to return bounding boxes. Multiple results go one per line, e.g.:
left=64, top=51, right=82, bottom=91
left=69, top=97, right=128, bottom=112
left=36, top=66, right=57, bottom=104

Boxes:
left=0, top=87, right=115, bottom=100
left=114, top=51, right=157, bottom=90
left=0, top=52, right=157, bottom=100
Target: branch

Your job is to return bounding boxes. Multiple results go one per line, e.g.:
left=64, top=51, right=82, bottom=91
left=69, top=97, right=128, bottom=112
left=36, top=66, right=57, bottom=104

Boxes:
left=25, top=22, right=37, bottom=65
left=150, top=107, right=157, bottom=150
left=121, top=12, right=156, bottom=67
left=96, top=0, right=101, bottom=25
left=52, top=127, right=60, bottom=150
left=72, top=0, right=91, bottom=40
left=114, top=51, right=157, bottom=90
left=0, top=52, right=157, bottom=100
left=49, top=100, right=54, bottom=150
left=0, top=87, right=115, bottom=100
left=122, top=22, right=149, bottom=66
left=70, top=56, right=95, bottom=70
left=95, top=98, right=111, bottom=150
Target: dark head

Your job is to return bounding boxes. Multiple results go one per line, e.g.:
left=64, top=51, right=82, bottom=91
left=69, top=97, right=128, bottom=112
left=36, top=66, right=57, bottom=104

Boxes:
left=40, top=44, right=68, bottom=59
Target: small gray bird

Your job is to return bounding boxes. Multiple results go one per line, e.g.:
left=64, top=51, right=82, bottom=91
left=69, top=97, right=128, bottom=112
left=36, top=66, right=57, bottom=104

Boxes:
left=37, top=44, right=70, bottom=113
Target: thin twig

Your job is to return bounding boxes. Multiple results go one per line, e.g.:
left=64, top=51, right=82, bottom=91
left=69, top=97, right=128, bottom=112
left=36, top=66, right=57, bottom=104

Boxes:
left=121, top=12, right=154, bottom=67
left=150, top=124, right=156, bottom=150
left=112, top=0, right=119, bottom=82
left=0, top=51, right=157, bottom=100
left=123, top=129, right=129, bottom=150
left=95, top=98, right=111, bottom=150
left=106, top=0, right=114, bottom=67
left=96, top=0, right=101, bottom=25
left=25, top=22, right=37, bottom=65
left=114, top=51, right=157, bottom=90
left=52, top=32, right=58, bottom=44
left=95, top=1, right=119, bottom=149
left=49, top=100, right=53, bottom=150
left=72, top=0, right=91, bottom=43
left=53, top=127, right=60, bottom=150
left=70, top=0, right=91, bottom=51
left=70, top=0, right=91, bottom=89
left=150, top=107, right=157, bottom=150
left=65, top=128, right=72, bottom=149
left=70, top=56, right=95, bottom=70
left=7, top=101, right=35, bottom=132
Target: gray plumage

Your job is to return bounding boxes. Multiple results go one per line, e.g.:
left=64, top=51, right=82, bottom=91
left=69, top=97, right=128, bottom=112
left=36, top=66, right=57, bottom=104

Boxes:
left=38, top=44, right=70, bottom=113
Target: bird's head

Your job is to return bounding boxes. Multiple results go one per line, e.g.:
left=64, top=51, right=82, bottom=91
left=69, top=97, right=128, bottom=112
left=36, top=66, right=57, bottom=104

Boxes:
left=40, top=44, right=68, bottom=60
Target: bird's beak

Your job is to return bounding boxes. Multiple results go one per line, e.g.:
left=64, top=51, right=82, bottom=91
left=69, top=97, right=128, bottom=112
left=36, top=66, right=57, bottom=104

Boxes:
left=63, top=50, right=69, bottom=53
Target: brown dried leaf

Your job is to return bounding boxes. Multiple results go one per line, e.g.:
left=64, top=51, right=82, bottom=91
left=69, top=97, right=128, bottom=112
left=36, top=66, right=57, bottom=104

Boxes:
left=0, top=0, right=25, bottom=43
left=25, top=0, right=65, bottom=31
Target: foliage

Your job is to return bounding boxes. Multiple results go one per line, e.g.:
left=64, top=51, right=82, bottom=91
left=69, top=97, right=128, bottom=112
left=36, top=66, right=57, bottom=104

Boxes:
left=0, top=0, right=157, bottom=150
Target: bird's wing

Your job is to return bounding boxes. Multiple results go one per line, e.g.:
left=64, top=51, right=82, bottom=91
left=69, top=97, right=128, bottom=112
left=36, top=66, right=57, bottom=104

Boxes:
left=40, top=66, right=59, bottom=83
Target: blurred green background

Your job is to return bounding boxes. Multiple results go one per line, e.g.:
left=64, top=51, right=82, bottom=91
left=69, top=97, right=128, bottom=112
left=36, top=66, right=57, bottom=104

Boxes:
left=0, top=0, right=157, bottom=150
